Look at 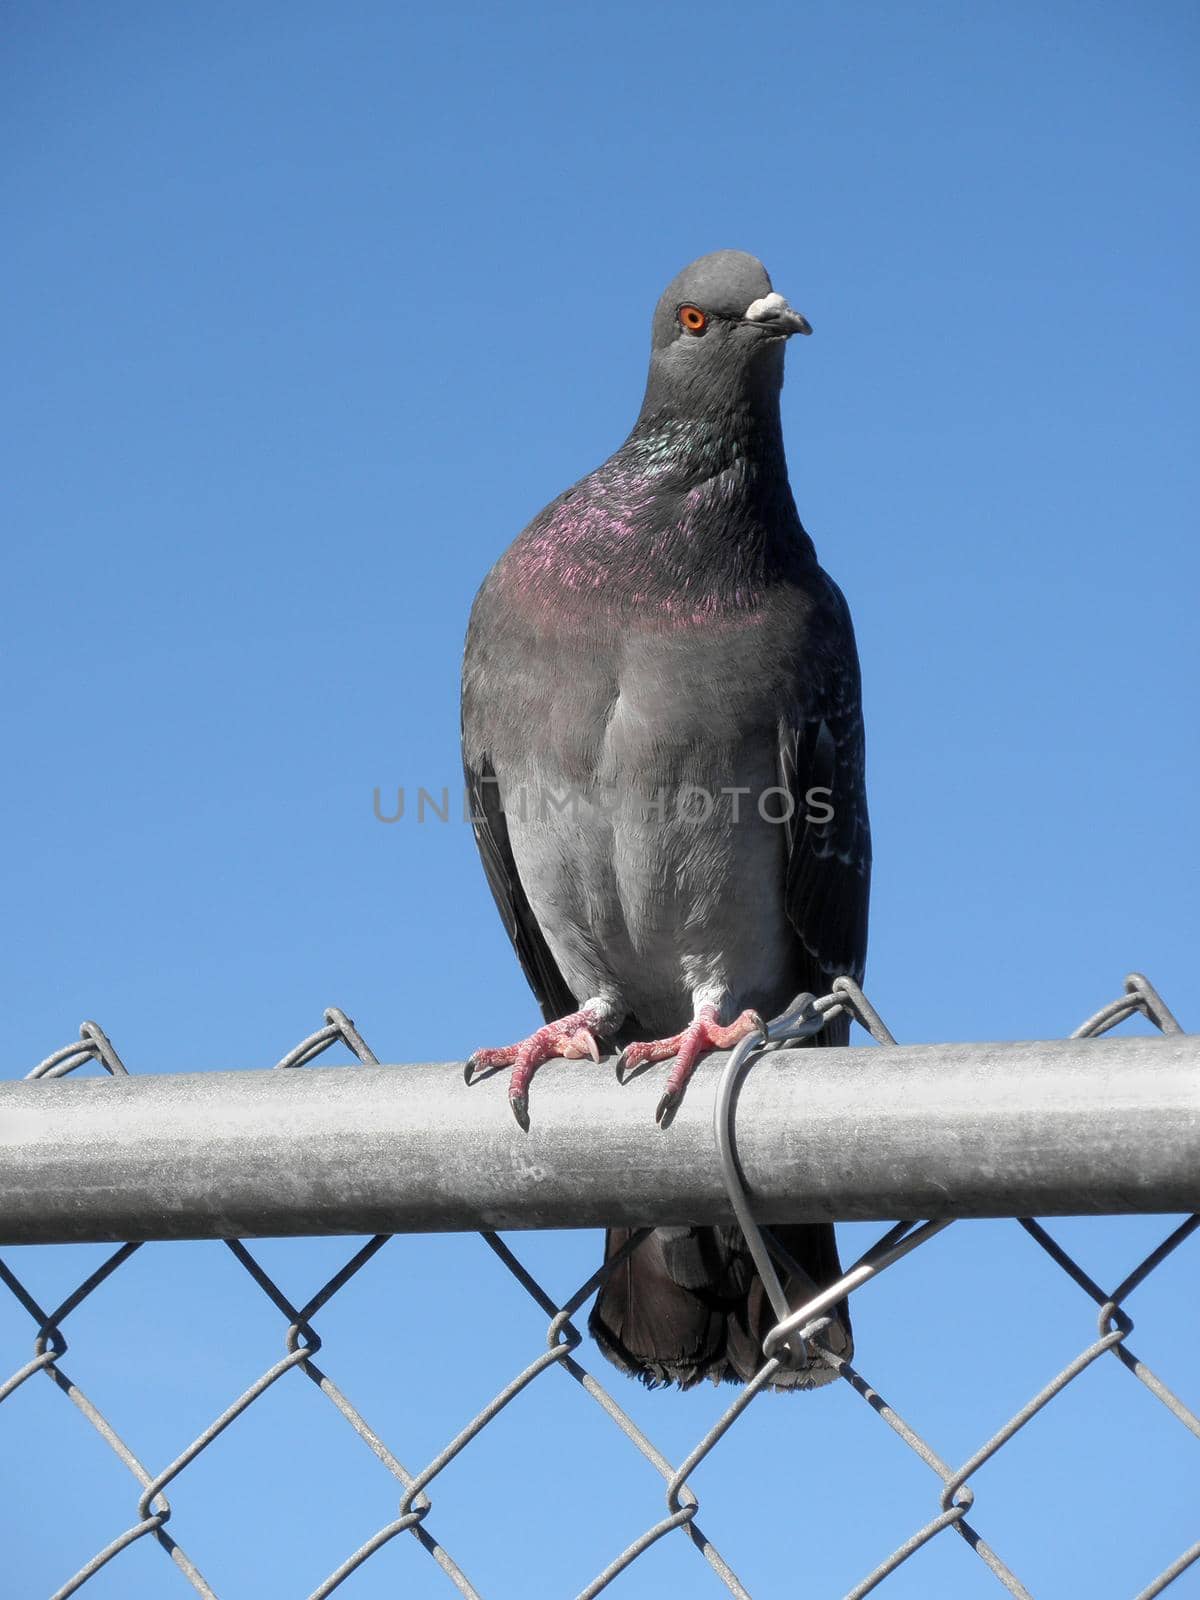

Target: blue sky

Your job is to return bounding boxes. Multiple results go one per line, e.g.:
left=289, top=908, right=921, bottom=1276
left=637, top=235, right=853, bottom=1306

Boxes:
left=2, top=2, right=1198, bottom=1596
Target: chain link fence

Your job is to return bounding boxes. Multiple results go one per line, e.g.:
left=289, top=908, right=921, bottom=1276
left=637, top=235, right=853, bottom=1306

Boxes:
left=1, top=975, right=1197, bottom=1599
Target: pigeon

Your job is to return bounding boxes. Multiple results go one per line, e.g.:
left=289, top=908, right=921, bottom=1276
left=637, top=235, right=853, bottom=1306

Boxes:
left=461, top=250, right=870, bottom=1389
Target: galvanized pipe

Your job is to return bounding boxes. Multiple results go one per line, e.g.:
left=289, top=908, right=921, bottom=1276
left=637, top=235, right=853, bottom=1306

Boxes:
left=0, top=1033, right=1196, bottom=1244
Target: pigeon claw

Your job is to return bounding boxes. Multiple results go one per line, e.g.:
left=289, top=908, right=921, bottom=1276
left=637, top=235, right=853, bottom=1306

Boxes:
left=465, top=1007, right=606, bottom=1131
left=560, top=1029, right=601, bottom=1063
left=618, top=1006, right=766, bottom=1128
left=655, top=1087, right=682, bottom=1129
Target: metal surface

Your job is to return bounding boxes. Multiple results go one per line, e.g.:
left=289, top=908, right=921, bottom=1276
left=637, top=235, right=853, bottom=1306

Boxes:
left=2, top=976, right=1198, bottom=1600
left=1, top=1030, right=1196, bottom=1245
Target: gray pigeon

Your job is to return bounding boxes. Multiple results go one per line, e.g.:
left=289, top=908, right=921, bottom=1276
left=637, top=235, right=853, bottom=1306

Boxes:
left=461, top=250, right=870, bottom=1389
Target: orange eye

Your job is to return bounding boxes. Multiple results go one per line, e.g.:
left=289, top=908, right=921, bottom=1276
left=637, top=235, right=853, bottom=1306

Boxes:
left=679, top=304, right=708, bottom=335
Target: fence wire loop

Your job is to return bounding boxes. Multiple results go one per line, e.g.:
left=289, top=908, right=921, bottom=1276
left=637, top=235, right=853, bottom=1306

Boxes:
left=27, top=1020, right=127, bottom=1081
left=2, top=974, right=1197, bottom=1600
left=274, top=1006, right=379, bottom=1069
left=1071, top=970, right=1183, bottom=1039
left=712, top=980, right=908, bottom=1379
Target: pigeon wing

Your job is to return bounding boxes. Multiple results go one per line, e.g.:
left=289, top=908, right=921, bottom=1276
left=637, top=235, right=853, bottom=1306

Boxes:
left=779, top=575, right=872, bottom=986
left=463, top=750, right=579, bottom=1025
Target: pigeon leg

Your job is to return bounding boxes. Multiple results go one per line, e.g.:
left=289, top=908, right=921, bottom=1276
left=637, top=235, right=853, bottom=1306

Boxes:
left=617, top=1003, right=764, bottom=1129
left=465, top=1004, right=611, bottom=1132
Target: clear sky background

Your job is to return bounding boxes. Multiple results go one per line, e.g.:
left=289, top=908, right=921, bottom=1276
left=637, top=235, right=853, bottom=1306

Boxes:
left=2, top=2, right=1198, bottom=1597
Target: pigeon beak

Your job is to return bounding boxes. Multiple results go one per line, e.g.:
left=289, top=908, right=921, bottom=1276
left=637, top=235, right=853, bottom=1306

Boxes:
left=742, top=291, right=812, bottom=337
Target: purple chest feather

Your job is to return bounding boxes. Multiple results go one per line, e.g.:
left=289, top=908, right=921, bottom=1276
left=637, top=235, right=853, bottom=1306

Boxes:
left=497, top=441, right=788, bottom=626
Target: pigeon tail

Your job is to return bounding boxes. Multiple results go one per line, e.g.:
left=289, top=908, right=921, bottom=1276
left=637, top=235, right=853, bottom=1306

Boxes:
left=588, top=1219, right=851, bottom=1391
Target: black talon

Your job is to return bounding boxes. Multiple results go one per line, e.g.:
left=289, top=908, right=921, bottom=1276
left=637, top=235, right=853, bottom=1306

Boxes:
left=464, top=1053, right=481, bottom=1086
left=656, top=1088, right=680, bottom=1129
left=510, top=1093, right=531, bottom=1133
left=614, top=1046, right=631, bottom=1085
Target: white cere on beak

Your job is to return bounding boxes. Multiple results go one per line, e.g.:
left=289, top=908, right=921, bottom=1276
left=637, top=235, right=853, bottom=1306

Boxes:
left=743, top=291, right=792, bottom=321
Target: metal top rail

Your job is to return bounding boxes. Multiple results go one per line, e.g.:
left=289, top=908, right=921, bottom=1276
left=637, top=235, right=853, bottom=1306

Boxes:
left=2, top=1029, right=1196, bottom=1244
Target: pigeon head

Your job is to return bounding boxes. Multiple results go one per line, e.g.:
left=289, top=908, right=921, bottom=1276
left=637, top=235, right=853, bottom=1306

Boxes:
left=638, top=250, right=812, bottom=426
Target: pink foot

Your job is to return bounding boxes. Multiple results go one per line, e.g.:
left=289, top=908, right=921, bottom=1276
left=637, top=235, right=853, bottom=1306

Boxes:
left=465, top=1008, right=605, bottom=1131
left=617, top=1004, right=764, bottom=1128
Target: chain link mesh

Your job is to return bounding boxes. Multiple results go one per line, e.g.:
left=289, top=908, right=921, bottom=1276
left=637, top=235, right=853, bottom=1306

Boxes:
left=2, top=975, right=1196, bottom=1598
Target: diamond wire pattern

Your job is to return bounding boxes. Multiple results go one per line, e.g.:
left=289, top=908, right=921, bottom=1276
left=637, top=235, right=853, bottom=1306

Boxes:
left=0, top=975, right=1196, bottom=1599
